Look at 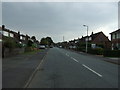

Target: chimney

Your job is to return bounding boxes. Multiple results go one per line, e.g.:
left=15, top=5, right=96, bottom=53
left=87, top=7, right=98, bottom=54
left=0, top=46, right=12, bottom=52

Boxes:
left=91, top=31, right=93, bottom=35
left=18, top=31, right=20, bottom=35
left=2, top=25, right=5, bottom=30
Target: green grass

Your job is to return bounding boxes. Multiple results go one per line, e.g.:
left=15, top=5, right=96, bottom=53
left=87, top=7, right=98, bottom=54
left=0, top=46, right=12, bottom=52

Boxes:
left=23, top=49, right=41, bottom=55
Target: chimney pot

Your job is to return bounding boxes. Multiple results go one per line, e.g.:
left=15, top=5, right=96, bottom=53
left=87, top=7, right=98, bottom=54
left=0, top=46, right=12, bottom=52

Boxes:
left=2, top=25, right=5, bottom=29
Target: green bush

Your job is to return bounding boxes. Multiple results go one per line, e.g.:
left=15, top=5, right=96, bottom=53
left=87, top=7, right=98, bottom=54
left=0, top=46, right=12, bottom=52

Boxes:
left=16, top=43, right=23, bottom=48
left=3, top=37, right=16, bottom=49
left=103, top=50, right=120, bottom=57
left=3, top=36, right=23, bottom=49
left=88, top=48, right=104, bottom=55
left=25, top=47, right=33, bottom=52
left=77, top=47, right=86, bottom=52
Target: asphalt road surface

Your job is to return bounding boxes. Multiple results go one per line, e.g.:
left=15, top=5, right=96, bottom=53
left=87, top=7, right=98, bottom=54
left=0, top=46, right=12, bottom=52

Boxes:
left=28, top=47, right=118, bottom=88
left=2, top=49, right=48, bottom=88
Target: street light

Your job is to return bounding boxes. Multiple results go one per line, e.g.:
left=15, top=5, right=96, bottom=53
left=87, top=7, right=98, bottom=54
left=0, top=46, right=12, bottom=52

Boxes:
left=83, top=25, right=88, bottom=53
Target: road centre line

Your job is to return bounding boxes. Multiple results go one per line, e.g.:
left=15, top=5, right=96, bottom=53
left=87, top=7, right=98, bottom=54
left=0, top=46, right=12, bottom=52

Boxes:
left=65, top=53, right=79, bottom=63
left=82, top=64, right=102, bottom=77
left=66, top=53, right=69, bottom=57
left=71, top=57, right=79, bottom=62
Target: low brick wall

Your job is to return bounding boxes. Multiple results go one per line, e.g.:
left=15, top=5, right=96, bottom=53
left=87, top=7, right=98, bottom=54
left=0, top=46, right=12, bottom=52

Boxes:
left=3, top=48, right=25, bottom=58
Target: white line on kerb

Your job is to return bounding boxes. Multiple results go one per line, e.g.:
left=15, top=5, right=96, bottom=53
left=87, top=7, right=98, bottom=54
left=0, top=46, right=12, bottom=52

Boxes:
left=71, top=57, right=79, bottom=62
left=82, top=64, right=102, bottom=77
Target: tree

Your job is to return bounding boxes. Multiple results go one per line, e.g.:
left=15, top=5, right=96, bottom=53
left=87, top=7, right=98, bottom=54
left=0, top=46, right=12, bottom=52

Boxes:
left=40, top=37, right=54, bottom=46
left=27, top=40, right=33, bottom=47
left=40, top=38, right=47, bottom=45
left=46, top=37, right=53, bottom=46
left=31, top=36, right=36, bottom=42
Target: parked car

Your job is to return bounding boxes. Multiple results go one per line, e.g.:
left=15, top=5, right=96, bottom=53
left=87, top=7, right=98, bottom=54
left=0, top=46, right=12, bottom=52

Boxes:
left=39, top=45, right=46, bottom=49
left=50, top=45, right=53, bottom=48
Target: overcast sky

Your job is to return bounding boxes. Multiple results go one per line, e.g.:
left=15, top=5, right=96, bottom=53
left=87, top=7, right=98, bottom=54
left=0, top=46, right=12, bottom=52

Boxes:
left=2, top=2, right=118, bottom=43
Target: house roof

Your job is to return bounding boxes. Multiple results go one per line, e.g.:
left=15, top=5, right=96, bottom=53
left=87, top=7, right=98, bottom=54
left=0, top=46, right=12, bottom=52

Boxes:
left=110, top=29, right=120, bottom=34
left=20, top=34, right=26, bottom=37
left=79, top=31, right=104, bottom=41
left=90, top=31, right=103, bottom=40
left=26, top=34, right=30, bottom=38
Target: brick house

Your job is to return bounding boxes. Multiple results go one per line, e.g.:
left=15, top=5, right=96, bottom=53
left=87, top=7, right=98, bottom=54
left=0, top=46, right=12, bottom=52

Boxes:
left=110, top=29, right=120, bottom=50
left=20, top=34, right=31, bottom=46
left=20, top=34, right=28, bottom=46
left=0, top=27, right=2, bottom=53
left=2, top=25, right=21, bottom=43
left=0, top=26, right=2, bottom=42
left=2, top=25, right=31, bottom=46
left=69, top=39, right=79, bottom=49
left=79, top=31, right=111, bottom=49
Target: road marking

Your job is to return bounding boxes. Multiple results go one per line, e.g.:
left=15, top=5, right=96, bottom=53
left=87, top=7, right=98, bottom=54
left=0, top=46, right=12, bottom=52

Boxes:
left=82, top=64, right=102, bottom=77
left=24, top=51, right=48, bottom=88
left=66, top=53, right=69, bottom=57
left=71, top=57, right=79, bottom=62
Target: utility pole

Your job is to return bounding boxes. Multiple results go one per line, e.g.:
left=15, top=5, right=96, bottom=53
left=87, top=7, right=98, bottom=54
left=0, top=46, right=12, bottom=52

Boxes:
left=83, top=25, right=88, bottom=53
left=63, top=36, right=64, bottom=42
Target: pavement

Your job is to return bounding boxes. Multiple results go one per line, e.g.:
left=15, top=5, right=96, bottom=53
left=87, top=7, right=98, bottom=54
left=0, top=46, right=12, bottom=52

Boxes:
left=27, top=47, right=118, bottom=88
left=2, top=49, right=48, bottom=88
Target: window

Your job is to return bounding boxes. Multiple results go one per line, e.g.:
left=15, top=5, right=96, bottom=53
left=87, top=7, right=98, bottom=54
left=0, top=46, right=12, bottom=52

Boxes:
left=85, top=37, right=88, bottom=41
left=3, top=31, right=9, bottom=37
left=0, top=30, right=2, bottom=34
left=10, top=33, right=14, bottom=37
left=118, top=43, right=120, bottom=50
left=89, top=37, right=92, bottom=41
left=117, top=33, right=120, bottom=39
left=91, top=44, right=96, bottom=48
left=112, top=34, right=116, bottom=39
left=20, top=36, right=23, bottom=40
left=0, top=39, right=2, bottom=42
left=23, top=37, right=25, bottom=40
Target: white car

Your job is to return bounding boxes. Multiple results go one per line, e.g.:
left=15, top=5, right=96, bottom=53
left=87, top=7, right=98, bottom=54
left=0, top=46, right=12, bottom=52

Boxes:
left=39, top=45, right=46, bottom=49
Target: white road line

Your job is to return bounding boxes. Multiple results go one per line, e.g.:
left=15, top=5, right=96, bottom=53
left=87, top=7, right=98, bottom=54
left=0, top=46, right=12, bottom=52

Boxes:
left=66, top=53, right=69, bottom=57
left=71, top=57, right=79, bottom=62
left=82, top=64, right=102, bottom=77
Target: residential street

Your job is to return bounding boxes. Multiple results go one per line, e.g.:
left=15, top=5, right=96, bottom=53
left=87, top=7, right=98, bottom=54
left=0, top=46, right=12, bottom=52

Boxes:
left=1, top=1, right=120, bottom=89
left=27, top=47, right=118, bottom=88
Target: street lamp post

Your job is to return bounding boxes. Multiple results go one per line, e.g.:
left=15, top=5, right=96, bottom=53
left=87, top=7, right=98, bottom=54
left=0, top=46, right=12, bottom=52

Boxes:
left=83, top=25, right=88, bottom=53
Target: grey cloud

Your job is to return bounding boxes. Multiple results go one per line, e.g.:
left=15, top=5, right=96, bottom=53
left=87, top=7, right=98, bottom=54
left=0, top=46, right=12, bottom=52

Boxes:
left=2, top=2, right=118, bottom=42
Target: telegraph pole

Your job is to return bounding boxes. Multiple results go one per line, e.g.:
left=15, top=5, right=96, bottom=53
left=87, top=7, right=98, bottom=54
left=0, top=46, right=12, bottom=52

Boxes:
left=63, top=36, right=64, bottom=42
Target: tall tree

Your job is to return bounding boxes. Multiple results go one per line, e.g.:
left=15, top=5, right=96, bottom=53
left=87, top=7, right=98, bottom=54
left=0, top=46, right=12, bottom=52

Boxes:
left=31, top=36, right=36, bottom=42
left=40, top=37, right=54, bottom=46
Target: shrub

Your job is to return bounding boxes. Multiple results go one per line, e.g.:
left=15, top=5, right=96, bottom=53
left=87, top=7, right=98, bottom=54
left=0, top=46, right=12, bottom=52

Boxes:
left=25, top=47, right=33, bottom=52
left=3, top=36, right=23, bottom=49
left=103, top=50, right=120, bottom=57
left=77, top=47, right=86, bottom=52
left=88, top=48, right=104, bottom=55
left=27, top=40, right=33, bottom=47
left=3, top=37, right=16, bottom=49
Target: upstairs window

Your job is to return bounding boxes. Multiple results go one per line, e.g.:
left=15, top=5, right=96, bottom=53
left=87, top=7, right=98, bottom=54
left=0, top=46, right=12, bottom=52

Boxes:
left=112, top=34, right=116, bottom=39
left=3, top=31, right=9, bottom=37
left=10, top=33, right=14, bottom=37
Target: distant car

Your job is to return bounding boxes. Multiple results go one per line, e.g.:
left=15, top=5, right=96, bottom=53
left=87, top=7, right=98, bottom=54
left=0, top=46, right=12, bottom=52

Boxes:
left=39, top=45, right=46, bottom=49
left=59, top=46, right=62, bottom=48
left=50, top=45, right=53, bottom=48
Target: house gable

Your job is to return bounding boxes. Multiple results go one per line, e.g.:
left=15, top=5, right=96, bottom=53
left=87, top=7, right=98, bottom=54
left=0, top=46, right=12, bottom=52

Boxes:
left=92, top=32, right=110, bottom=44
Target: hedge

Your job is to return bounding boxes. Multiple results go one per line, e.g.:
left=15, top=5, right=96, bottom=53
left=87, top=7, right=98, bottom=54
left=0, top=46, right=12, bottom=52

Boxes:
left=3, top=36, right=22, bottom=49
left=88, top=48, right=104, bottom=55
left=103, top=50, right=120, bottom=57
